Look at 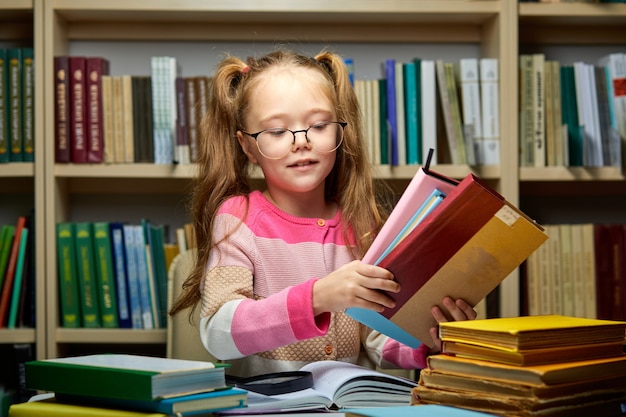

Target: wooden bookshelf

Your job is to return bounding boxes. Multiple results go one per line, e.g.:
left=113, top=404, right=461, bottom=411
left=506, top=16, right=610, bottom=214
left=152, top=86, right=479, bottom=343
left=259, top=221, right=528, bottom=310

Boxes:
left=0, top=0, right=621, bottom=361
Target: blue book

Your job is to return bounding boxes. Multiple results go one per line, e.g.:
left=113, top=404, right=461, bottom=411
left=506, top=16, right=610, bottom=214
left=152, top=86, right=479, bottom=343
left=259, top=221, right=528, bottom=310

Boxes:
left=373, top=188, right=446, bottom=265
left=132, top=224, right=155, bottom=329
left=122, top=224, right=143, bottom=329
left=55, top=388, right=247, bottom=416
left=110, top=222, right=132, bottom=328
left=385, top=59, right=398, bottom=165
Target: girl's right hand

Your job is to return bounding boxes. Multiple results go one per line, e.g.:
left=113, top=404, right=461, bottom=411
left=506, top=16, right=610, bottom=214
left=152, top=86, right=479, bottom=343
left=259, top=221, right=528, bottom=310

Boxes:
left=312, top=260, right=400, bottom=316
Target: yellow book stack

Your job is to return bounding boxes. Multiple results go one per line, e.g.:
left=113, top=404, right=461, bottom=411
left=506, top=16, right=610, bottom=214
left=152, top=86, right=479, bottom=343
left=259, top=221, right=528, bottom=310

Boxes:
left=413, top=315, right=626, bottom=417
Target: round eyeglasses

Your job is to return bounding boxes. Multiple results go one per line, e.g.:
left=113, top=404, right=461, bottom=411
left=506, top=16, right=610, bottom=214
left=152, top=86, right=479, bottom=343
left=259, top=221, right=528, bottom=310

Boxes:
left=242, top=121, right=347, bottom=159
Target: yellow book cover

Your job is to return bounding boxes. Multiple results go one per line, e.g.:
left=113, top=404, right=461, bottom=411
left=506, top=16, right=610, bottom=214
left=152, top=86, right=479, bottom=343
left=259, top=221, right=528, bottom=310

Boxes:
left=9, top=399, right=167, bottom=417
left=438, top=315, right=626, bottom=351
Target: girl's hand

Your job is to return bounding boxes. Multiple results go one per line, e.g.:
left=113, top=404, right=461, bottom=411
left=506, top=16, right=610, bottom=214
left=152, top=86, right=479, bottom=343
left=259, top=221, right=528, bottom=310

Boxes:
left=312, top=260, right=400, bottom=316
left=428, top=297, right=477, bottom=352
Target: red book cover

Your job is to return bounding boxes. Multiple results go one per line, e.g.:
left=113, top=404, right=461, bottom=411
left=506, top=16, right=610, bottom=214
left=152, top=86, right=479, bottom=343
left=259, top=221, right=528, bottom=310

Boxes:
left=86, top=57, right=110, bottom=163
left=378, top=174, right=504, bottom=319
left=69, top=56, right=87, bottom=163
left=0, top=216, right=27, bottom=327
left=54, top=56, right=71, bottom=162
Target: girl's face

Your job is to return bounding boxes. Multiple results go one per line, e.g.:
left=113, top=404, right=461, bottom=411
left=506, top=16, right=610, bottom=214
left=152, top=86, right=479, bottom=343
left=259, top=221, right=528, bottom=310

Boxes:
left=237, top=66, right=338, bottom=209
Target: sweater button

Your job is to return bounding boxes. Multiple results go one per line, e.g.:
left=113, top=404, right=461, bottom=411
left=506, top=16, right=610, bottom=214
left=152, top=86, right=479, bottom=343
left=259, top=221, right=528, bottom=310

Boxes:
left=317, top=219, right=325, bottom=227
left=324, top=344, right=333, bottom=355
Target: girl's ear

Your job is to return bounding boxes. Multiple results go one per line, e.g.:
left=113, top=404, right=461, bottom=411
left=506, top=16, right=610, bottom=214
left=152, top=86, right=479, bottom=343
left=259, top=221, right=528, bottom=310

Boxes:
left=237, top=131, right=259, bottom=164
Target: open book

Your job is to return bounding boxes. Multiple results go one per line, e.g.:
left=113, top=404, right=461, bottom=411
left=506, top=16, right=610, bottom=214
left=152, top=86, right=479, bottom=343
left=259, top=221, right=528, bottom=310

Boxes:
left=220, top=361, right=417, bottom=414
left=347, top=150, right=548, bottom=348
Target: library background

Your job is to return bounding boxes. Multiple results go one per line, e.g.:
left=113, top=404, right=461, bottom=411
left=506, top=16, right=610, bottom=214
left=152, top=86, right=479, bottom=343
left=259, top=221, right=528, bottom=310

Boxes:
left=1, top=0, right=626, bottom=409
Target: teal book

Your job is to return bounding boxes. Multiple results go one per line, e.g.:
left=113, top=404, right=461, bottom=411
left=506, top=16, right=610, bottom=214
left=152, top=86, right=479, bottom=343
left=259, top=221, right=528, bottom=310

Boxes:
left=110, top=222, right=132, bottom=328
left=93, top=222, right=120, bottom=328
left=56, top=222, right=81, bottom=328
left=148, top=222, right=168, bottom=328
left=74, top=222, right=101, bottom=327
left=561, top=65, right=584, bottom=166
left=403, top=61, right=419, bottom=165
left=55, top=387, right=247, bottom=416
left=7, top=227, right=29, bottom=328
left=25, top=354, right=229, bottom=401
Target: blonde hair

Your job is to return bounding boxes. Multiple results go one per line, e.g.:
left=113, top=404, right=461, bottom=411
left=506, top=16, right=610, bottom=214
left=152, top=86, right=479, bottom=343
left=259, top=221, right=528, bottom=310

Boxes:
left=170, top=49, right=391, bottom=319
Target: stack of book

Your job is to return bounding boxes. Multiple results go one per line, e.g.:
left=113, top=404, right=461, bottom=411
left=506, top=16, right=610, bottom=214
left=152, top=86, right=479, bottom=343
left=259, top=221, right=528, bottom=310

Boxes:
left=9, top=354, right=246, bottom=417
left=412, top=315, right=626, bottom=416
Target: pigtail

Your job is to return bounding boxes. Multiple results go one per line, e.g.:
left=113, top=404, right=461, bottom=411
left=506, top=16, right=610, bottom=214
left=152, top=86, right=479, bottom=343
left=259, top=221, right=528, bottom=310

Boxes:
left=170, top=56, right=252, bottom=319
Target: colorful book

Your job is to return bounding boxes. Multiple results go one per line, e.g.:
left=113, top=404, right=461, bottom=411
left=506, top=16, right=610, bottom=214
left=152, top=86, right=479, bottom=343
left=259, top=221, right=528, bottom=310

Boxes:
left=92, top=222, right=120, bottom=328
left=122, top=224, right=143, bottom=329
left=0, top=216, right=27, bottom=327
left=69, top=56, right=88, bottom=163
left=85, top=57, right=110, bottom=163
left=133, top=224, right=155, bottom=329
left=56, top=222, right=81, bottom=328
left=9, top=399, right=169, bottom=417
left=25, top=354, right=229, bottom=401
left=0, top=224, right=15, bottom=289
left=439, top=315, right=626, bottom=351
left=347, top=153, right=547, bottom=348
left=0, top=49, right=8, bottom=163
left=21, top=47, right=34, bottom=162
left=479, top=57, right=500, bottom=165
left=385, top=59, right=398, bottom=165
left=109, top=222, right=132, bottom=328
left=8, top=47, right=23, bottom=162
left=403, top=61, right=419, bottom=165
left=54, top=56, right=71, bottom=162
left=7, top=227, right=29, bottom=328
left=74, top=222, right=101, bottom=327
left=56, top=387, right=247, bottom=415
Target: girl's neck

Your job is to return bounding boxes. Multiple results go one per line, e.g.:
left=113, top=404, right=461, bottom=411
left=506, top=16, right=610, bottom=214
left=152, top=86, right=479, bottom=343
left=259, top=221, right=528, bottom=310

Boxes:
left=262, top=189, right=336, bottom=219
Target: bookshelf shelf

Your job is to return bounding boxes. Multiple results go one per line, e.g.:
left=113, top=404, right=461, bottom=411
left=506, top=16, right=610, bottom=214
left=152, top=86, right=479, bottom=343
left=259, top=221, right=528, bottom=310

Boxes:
left=0, top=163, right=35, bottom=178
left=520, top=167, right=626, bottom=182
left=55, top=328, right=167, bottom=344
left=0, top=329, right=36, bottom=345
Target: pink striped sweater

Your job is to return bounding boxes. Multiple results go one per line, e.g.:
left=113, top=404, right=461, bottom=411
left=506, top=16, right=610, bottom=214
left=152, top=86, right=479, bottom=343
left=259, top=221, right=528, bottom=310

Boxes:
left=199, top=190, right=429, bottom=377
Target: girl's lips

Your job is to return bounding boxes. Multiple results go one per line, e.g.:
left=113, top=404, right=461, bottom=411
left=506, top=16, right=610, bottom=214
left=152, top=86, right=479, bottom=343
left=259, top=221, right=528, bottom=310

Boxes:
left=288, top=160, right=317, bottom=168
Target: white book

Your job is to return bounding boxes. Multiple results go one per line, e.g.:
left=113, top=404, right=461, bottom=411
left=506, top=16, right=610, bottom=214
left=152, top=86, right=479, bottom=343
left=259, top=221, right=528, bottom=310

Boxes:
left=532, top=53, right=545, bottom=167
left=421, top=60, right=437, bottom=164
left=122, top=224, right=144, bottom=329
left=394, top=61, right=407, bottom=165
left=459, top=58, right=483, bottom=164
left=480, top=58, right=500, bottom=166
left=599, top=52, right=626, bottom=147
left=132, top=224, right=155, bottom=329
left=574, top=61, right=603, bottom=167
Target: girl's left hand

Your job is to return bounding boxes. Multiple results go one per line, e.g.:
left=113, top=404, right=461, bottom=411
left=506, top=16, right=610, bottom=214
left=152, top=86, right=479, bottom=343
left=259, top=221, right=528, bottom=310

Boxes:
left=428, top=297, right=477, bottom=352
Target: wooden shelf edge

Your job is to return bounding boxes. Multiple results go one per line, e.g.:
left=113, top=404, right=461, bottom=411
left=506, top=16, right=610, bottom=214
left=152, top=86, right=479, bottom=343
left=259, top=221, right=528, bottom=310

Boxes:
left=520, top=166, right=625, bottom=181
left=0, top=163, right=35, bottom=177
left=55, top=328, right=167, bottom=344
left=0, top=328, right=36, bottom=344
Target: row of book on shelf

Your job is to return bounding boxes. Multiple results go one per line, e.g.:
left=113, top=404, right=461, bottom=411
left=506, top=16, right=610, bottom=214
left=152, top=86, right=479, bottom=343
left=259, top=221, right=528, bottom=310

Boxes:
left=520, top=51, right=626, bottom=168
left=414, top=314, right=626, bottom=416
left=0, top=214, right=35, bottom=329
left=53, top=54, right=501, bottom=167
left=0, top=47, right=34, bottom=163
left=55, top=220, right=195, bottom=330
left=524, top=223, right=626, bottom=322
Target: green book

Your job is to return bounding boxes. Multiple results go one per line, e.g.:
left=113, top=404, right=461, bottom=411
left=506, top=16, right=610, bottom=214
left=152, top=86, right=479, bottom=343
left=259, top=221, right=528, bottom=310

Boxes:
left=8, top=47, right=23, bottom=162
left=149, top=223, right=168, bottom=328
left=93, top=221, right=119, bottom=328
left=21, top=47, right=34, bottom=162
left=0, top=224, right=15, bottom=288
left=25, top=354, right=229, bottom=401
left=74, top=222, right=101, bottom=327
left=56, top=222, right=81, bottom=328
left=0, top=48, right=8, bottom=163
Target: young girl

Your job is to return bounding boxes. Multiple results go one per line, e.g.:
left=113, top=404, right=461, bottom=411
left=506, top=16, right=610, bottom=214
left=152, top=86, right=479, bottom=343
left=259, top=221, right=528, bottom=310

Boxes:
left=170, top=49, right=476, bottom=377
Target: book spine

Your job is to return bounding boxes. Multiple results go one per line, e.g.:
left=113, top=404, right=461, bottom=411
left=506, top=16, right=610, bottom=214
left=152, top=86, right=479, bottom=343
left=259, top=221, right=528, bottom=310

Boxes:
left=121, top=75, right=135, bottom=163
left=93, top=222, right=119, bottom=328
left=101, top=75, right=115, bottom=163
left=54, top=56, right=71, bottom=163
left=8, top=48, right=23, bottom=162
left=394, top=61, right=406, bottom=165
left=404, top=62, right=419, bottom=165
left=532, top=53, right=546, bottom=167
left=56, top=223, right=81, bottom=328
left=74, top=222, right=101, bottom=327
left=435, top=60, right=460, bottom=165
left=385, top=59, right=398, bottom=165
left=21, top=48, right=34, bottom=162
left=420, top=60, right=437, bottom=165
left=0, top=49, right=8, bottom=163
left=0, top=216, right=26, bottom=327
left=185, top=76, right=198, bottom=163
left=459, top=58, right=482, bottom=165
left=0, top=225, right=15, bottom=288
left=7, top=228, right=29, bottom=328
left=111, top=76, right=125, bottom=163
left=175, top=76, right=190, bottom=164
left=122, top=224, right=144, bottom=329
left=110, top=223, right=132, bottom=329
left=86, top=57, right=109, bottom=163
left=445, top=62, right=470, bottom=164
left=69, top=56, right=88, bottom=163
left=480, top=58, right=500, bottom=165
left=133, top=225, right=154, bottom=329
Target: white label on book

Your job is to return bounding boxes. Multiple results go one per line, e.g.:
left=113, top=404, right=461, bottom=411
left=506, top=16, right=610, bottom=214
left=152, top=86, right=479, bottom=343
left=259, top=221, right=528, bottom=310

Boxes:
left=495, top=205, right=519, bottom=227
